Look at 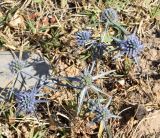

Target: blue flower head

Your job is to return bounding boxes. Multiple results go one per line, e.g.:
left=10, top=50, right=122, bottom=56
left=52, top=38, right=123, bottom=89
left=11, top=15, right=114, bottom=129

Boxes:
left=75, top=30, right=92, bottom=46
left=101, top=8, right=118, bottom=22
left=115, top=34, right=144, bottom=63
left=9, top=59, right=27, bottom=74
left=15, top=85, right=46, bottom=115
left=88, top=98, right=120, bottom=125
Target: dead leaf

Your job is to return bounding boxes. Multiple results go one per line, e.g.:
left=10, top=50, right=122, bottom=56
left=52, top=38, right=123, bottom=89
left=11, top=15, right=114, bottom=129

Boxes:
left=8, top=116, right=16, bottom=124
left=28, top=12, right=39, bottom=21
left=8, top=11, right=26, bottom=30
left=71, top=117, right=96, bottom=137
left=65, top=66, right=80, bottom=76
left=49, top=16, right=57, bottom=24
left=51, top=91, right=74, bottom=103
left=41, top=16, right=49, bottom=26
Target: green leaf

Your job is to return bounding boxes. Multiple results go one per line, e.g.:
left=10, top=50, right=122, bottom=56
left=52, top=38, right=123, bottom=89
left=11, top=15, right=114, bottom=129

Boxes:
left=150, top=6, right=160, bottom=20
left=26, top=20, right=36, bottom=34
left=101, top=32, right=113, bottom=44
left=61, top=0, right=68, bottom=8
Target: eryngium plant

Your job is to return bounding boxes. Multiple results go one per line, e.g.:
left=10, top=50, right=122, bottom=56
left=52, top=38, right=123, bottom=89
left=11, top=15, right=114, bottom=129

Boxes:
left=114, top=34, right=144, bottom=63
left=101, top=8, right=129, bottom=35
left=75, top=30, right=93, bottom=46
left=88, top=98, right=121, bottom=138
left=15, top=84, right=47, bottom=115
left=9, top=59, right=27, bottom=74
left=101, top=8, right=118, bottom=22
left=77, top=62, right=115, bottom=115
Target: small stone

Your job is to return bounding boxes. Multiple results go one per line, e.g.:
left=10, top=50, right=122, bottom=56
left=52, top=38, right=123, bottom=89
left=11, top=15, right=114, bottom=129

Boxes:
left=135, top=105, right=147, bottom=120
left=117, top=79, right=125, bottom=86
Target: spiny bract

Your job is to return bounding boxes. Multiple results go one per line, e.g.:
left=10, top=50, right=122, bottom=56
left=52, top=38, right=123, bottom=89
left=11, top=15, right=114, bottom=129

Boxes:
left=101, top=8, right=118, bottom=22
left=75, top=30, right=92, bottom=46
left=15, top=85, right=46, bottom=115
left=9, top=59, right=27, bottom=74
left=115, top=34, right=143, bottom=63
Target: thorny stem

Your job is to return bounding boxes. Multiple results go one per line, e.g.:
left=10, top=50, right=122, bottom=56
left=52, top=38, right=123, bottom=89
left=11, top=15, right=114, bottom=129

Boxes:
left=9, top=72, right=20, bottom=99
left=111, top=20, right=130, bottom=35
left=90, top=60, right=96, bottom=74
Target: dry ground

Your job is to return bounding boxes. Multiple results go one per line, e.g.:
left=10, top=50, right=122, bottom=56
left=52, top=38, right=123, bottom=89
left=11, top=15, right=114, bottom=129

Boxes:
left=0, top=0, right=160, bottom=138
